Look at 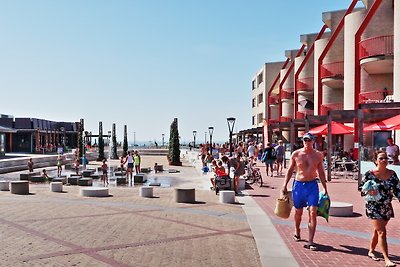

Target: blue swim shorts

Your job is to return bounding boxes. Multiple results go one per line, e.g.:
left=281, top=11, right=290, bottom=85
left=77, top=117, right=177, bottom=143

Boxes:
left=292, top=179, right=319, bottom=209
left=128, top=163, right=134, bottom=169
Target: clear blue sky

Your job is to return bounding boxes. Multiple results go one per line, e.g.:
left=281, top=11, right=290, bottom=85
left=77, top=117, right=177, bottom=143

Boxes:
left=0, top=0, right=354, bottom=144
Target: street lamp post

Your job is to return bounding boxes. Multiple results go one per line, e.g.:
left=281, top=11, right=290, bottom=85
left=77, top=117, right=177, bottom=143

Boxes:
left=107, top=130, right=111, bottom=183
left=162, top=133, right=165, bottom=147
left=208, top=127, right=214, bottom=155
left=227, top=117, right=236, bottom=156
left=192, top=130, right=197, bottom=148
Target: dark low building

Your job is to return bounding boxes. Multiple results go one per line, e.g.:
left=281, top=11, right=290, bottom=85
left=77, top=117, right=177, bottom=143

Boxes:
left=0, top=114, right=79, bottom=154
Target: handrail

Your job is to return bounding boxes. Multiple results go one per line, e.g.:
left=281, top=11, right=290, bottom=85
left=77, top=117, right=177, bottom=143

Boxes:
left=296, top=77, right=314, bottom=92
left=320, top=61, right=344, bottom=79
left=359, top=35, right=394, bottom=60
left=321, top=103, right=343, bottom=115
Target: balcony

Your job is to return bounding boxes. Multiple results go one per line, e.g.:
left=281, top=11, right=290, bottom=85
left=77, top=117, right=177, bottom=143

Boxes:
left=268, top=95, right=279, bottom=106
left=279, top=116, right=291, bottom=123
left=359, top=89, right=394, bottom=104
left=359, top=35, right=394, bottom=74
left=296, top=110, right=314, bottom=119
left=320, top=61, right=344, bottom=89
left=296, top=77, right=314, bottom=95
left=320, top=103, right=343, bottom=115
left=281, top=88, right=294, bottom=101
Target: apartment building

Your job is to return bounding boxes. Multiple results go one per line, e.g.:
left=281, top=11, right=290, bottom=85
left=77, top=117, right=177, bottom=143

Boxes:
left=251, top=0, right=399, bottom=153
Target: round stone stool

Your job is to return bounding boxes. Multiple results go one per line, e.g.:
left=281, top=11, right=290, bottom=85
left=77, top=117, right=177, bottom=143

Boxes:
left=329, top=201, right=353, bottom=217
left=219, top=190, right=235, bottom=204
left=0, top=181, right=10, bottom=191
left=50, top=182, right=63, bottom=192
left=174, top=188, right=195, bottom=203
left=10, top=181, right=29, bottom=195
left=80, top=187, right=109, bottom=197
left=140, top=186, right=154, bottom=198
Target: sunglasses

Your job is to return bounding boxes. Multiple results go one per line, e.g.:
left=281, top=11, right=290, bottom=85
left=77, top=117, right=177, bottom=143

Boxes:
left=378, top=157, right=388, bottom=161
left=303, top=139, right=313, bottom=142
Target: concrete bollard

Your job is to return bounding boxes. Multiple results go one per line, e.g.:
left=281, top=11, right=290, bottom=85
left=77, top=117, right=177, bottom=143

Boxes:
left=219, top=190, right=235, bottom=204
left=10, top=181, right=29, bottom=195
left=174, top=188, right=195, bottom=203
left=50, top=182, right=63, bottom=192
left=0, top=181, right=10, bottom=191
left=140, top=186, right=154, bottom=198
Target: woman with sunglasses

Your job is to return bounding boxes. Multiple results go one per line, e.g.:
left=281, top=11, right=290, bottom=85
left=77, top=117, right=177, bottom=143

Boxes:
left=359, top=150, right=400, bottom=267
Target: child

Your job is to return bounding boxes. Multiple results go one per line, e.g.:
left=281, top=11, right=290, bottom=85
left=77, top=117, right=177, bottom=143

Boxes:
left=74, top=158, right=80, bottom=175
left=41, top=169, right=50, bottom=182
left=101, top=159, right=108, bottom=186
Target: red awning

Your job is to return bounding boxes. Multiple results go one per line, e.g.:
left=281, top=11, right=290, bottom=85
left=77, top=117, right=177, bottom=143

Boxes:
left=364, top=114, right=400, bottom=132
left=309, top=121, right=354, bottom=135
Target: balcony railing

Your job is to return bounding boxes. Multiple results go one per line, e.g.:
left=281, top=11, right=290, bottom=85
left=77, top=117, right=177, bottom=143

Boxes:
left=359, top=35, right=394, bottom=60
left=268, top=95, right=279, bottom=105
left=281, top=88, right=294, bottom=99
left=320, top=61, right=344, bottom=79
left=279, top=116, right=291, bottom=122
left=359, top=89, right=394, bottom=104
left=320, top=103, right=343, bottom=115
left=296, top=77, right=314, bottom=92
left=268, top=119, right=279, bottom=124
left=296, top=110, right=314, bottom=119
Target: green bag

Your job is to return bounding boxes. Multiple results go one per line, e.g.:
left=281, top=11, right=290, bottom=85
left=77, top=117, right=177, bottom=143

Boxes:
left=317, top=191, right=330, bottom=222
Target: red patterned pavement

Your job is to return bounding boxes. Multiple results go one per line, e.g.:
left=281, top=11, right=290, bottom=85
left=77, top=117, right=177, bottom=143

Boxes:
left=248, top=162, right=400, bottom=267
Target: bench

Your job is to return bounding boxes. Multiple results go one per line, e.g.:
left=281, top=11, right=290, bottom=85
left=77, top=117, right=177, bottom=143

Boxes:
left=10, top=181, right=29, bottom=195
left=116, top=177, right=128, bottom=184
left=67, top=176, right=80, bottom=185
left=140, top=167, right=152, bottom=173
left=30, top=175, right=46, bottom=183
left=80, top=187, right=109, bottom=197
left=52, top=177, right=67, bottom=184
left=140, top=186, right=153, bottom=198
left=114, top=171, right=126, bottom=177
left=0, top=181, right=10, bottom=191
left=82, top=170, right=95, bottom=177
left=174, top=188, right=195, bottom=203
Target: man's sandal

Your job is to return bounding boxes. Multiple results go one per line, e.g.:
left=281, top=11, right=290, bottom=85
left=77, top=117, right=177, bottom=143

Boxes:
left=368, top=252, right=380, bottom=261
left=305, top=243, right=317, bottom=251
left=293, top=234, right=301, bottom=242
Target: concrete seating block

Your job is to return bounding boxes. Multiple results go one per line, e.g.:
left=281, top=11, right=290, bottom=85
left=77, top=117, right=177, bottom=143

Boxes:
left=174, top=188, right=195, bottom=203
left=149, top=182, right=161, bottom=186
left=140, top=186, right=154, bottom=198
left=90, top=174, right=101, bottom=179
left=64, top=163, right=73, bottom=170
left=67, top=176, right=79, bottom=185
left=20, top=172, right=40, bottom=181
left=114, top=171, right=126, bottom=177
left=82, top=170, right=95, bottom=177
left=134, top=173, right=148, bottom=183
left=140, top=167, right=151, bottom=173
left=52, top=177, right=67, bottom=184
left=238, top=177, right=246, bottom=190
left=168, top=169, right=180, bottom=173
left=0, top=181, right=10, bottom=191
left=329, top=201, right=353, bottom=217
left=80, top=187, right=109, bottom=197
left=116, top=177, right=127, bottom=184
left=50, top=182, right=63, bottom=192
left=10, top=181, right=29, bottom=195
left=30, top=175, right=45, bottom=183
left=219, top=190, right=235, bottom=204
left=78, top=178, right=93, bottom=186
left=154, top=165, right=164, bottom=173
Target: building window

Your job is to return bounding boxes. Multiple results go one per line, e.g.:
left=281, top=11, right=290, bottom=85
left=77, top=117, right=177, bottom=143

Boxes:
left=258, top=93, right=263, bottom=104
left=252, top=80, right=256, bottom=90
left=257, top=72, right=263, bottom=85
left=252, top=116, right=255, bottom=125
left=252, top=98, right=256, bottom=108
left=257, top=113, right=263, bottom=124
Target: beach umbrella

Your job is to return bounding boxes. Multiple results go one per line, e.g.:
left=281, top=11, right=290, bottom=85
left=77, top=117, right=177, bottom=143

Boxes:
left=363, top=114, right=400, bottom=131
left=308, top=121, right=354, bottom=135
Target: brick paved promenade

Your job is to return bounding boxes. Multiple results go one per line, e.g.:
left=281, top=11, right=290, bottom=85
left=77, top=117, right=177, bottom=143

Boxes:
left=250, top=161, right=400, bottom=267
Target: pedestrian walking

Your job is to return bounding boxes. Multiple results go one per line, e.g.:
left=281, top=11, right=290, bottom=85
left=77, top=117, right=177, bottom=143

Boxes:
left=281, top=132, right=328, bottom=251
left=359, top=150, right=400, bottom=266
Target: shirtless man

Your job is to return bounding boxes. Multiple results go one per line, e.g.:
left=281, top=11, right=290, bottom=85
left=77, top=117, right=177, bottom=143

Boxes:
left=282, top=132, right=328, bottom=251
